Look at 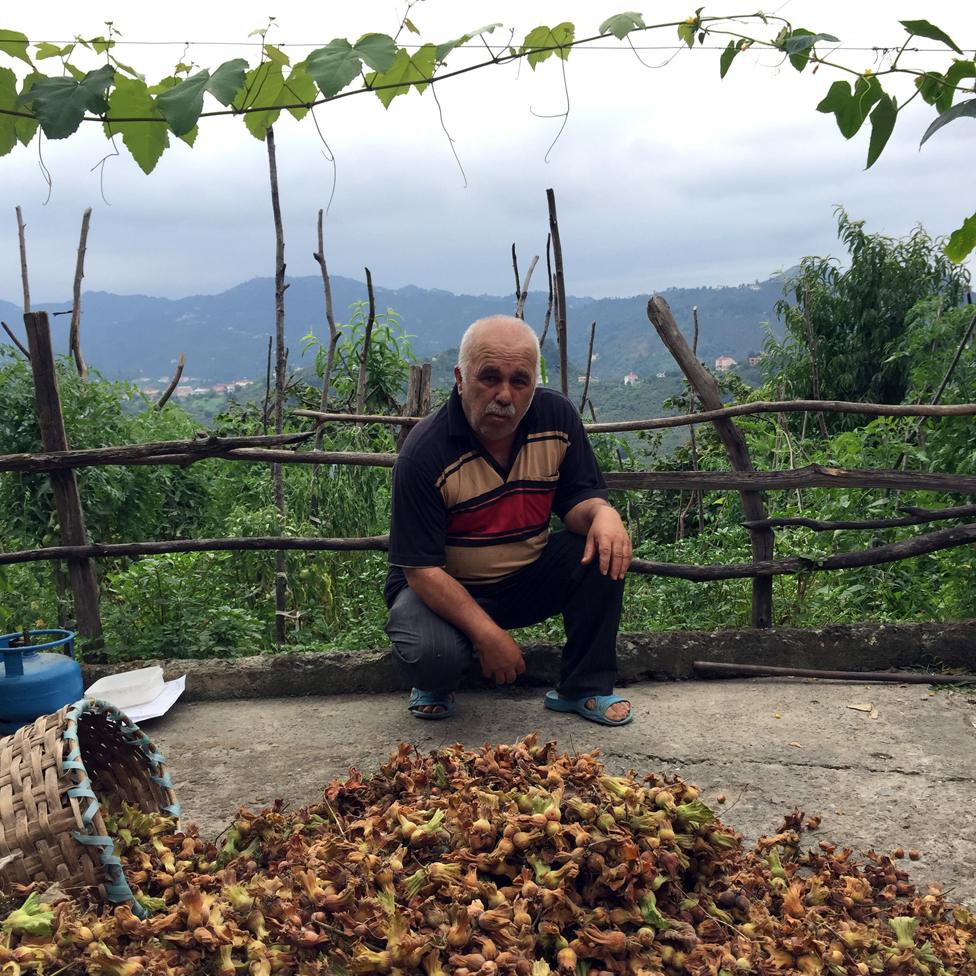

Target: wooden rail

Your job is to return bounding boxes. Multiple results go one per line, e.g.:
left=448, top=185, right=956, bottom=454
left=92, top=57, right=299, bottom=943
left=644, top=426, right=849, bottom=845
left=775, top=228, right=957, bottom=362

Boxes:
left=5, top=299, right=975, bottom=640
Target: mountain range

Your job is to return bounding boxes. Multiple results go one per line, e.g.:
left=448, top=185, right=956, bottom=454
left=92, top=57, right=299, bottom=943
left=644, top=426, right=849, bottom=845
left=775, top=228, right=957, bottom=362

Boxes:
left=0, top=273, right=789, bottom=385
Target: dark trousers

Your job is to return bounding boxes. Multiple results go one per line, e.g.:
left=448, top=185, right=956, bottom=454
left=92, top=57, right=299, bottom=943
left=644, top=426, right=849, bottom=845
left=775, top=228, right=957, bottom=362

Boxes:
left=385, top=531, right=625, bottom=699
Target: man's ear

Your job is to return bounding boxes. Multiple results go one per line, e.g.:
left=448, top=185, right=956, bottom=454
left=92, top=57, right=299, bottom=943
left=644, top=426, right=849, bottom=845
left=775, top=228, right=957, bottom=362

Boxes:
left=454, top=365, right=463, bottom=391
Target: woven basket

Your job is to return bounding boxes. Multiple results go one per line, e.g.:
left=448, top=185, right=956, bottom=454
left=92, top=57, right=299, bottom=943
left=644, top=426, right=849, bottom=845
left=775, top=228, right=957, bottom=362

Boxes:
left=0, top=698, right=180, bottom=916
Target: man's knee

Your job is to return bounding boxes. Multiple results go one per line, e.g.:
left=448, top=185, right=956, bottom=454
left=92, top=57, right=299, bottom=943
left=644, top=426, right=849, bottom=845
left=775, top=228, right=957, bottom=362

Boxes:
left=385, top=587, right=472, bottom=687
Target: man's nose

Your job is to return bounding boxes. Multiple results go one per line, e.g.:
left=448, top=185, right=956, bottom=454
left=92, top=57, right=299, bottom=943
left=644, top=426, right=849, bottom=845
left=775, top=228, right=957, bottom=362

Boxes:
left=495, top=383, right=512, bottom=404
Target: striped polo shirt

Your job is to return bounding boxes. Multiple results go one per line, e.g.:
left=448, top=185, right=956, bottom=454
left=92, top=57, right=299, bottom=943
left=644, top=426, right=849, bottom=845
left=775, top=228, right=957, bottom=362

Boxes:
left=384, top=386, right=608, bottom=605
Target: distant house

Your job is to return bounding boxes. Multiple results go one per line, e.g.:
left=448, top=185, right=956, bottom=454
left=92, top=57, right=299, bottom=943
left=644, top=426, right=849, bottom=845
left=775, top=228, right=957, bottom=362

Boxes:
left=655, top=372, right=666, bottom=379
left=623, top=371, right=640, bottom=386
left=748, top=355, right=763, bottom=366
left=714, top=356, right=737, bottom=372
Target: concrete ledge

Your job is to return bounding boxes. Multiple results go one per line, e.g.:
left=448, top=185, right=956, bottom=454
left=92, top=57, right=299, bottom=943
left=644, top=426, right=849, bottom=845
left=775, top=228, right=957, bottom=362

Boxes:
left=81, top=619, right=976, bottom=701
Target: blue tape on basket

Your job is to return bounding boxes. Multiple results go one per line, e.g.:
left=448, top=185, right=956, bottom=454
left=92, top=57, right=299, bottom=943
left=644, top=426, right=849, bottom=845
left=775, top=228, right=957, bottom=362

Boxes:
left=150, top=772, right=173, bottom=789
left=68, top=779, right=94, bottom=799
left=63, top=727, right=78, bottom=741
left=147, top=751, right=165, bottom=764
left=162, top=802, right=182, bottom=817
left=66, top=746, right=80, bottom=760
left=63, top=761, right=85, bottom=771
left=72, top=831, right=113, bottom=847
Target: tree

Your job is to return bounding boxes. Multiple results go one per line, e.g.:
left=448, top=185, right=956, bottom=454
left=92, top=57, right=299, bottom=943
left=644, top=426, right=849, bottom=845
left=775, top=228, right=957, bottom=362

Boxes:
left=766, top=209, right=970, bottom=420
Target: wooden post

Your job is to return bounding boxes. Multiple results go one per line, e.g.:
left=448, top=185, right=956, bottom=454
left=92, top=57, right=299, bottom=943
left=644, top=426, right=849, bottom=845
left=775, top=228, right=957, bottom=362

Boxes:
left=546, top=189, right=569, bottom=396
left=396, top=362, right=433, bottom=450
left=22, top=311, right=103, bottom=644
left=647, top=296, right=775, bottom=628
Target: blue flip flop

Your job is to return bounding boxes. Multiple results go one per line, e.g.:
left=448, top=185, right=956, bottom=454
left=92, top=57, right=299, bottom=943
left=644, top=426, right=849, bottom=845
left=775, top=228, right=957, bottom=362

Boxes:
left=408, top=688, right=456, bottom=720
left=544, top=690, right=633, bottom=727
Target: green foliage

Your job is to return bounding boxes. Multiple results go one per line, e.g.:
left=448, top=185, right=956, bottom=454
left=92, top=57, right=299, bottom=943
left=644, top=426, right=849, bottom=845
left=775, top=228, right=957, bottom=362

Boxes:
left=946, top=212, right=976, bottom=265
left=599, top=13, right=646, bottom=41
left=520, top=23, right=575, bottom=68
left=899, top=20, right=963, bottom=55
left=302, top=301, right=415, bottom=413
left=0, top=351, right=213, bottom=550
left=766, top=210, right=970, bottom=420
left=0, top=12, right=973, bottom=259
left=105, top=76, right=168, bottom=173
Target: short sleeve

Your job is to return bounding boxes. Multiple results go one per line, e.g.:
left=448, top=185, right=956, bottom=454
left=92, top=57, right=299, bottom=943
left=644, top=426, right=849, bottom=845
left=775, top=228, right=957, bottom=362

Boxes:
left=552, top=406, right=609, bottom=520
left=388, top=455, right=448, bottom=568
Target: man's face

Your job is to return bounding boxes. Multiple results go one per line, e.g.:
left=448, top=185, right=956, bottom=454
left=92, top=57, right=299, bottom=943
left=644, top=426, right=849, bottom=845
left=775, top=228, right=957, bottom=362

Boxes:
left=455, top=329, right=537, bottom=444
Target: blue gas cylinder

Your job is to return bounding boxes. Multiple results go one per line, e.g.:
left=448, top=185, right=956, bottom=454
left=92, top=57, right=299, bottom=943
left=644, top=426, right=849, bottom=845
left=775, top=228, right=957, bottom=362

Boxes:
left=0, top=629, right=83, bottom=735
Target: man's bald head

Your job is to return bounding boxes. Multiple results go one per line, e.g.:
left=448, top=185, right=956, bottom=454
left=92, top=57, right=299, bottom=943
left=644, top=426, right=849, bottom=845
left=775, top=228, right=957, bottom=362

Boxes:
left=454, top=315, right=541, bottom=446
left=457, top=315, right=540, bottom=383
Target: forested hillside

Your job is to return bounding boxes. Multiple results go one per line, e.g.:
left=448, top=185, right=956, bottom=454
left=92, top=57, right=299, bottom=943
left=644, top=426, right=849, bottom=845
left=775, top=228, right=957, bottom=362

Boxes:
left=1, top=217, right=973, bottom=659
left=0, top=273, right=785, bottom=386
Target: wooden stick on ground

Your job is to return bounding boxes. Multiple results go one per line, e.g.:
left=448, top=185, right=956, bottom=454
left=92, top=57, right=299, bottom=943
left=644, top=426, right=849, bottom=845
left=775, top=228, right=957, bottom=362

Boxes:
left=693, top=661, right=976, bottom=684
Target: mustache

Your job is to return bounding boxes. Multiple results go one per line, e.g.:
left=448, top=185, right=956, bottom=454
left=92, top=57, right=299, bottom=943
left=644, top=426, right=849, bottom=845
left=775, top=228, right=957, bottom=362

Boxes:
left=485, top=401, right=517, bottom=418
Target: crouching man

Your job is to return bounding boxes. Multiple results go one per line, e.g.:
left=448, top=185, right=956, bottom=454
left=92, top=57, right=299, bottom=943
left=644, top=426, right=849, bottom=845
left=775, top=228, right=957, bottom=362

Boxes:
left=384, top=315, right=632, bottom=726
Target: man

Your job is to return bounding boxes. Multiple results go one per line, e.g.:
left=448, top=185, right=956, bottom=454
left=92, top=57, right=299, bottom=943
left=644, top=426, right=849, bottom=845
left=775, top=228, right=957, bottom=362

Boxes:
left=384, top=314, right=633, bottom=726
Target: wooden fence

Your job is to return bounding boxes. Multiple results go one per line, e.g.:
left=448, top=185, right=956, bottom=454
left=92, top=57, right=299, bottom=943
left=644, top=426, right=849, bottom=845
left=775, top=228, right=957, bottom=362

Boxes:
left=3, top=300, right=976, bottom=650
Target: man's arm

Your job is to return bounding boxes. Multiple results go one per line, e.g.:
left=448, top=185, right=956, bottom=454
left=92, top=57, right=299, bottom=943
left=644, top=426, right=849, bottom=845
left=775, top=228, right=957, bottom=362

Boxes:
left=563, top=497, right=632, bottom=581
left=403, top=566, right=526, bottom=684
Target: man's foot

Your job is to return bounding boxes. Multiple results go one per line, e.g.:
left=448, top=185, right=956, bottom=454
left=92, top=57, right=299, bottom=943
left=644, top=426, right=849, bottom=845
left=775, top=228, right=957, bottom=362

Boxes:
left=408, top=688, right=456, bottom=720
left=543, top=691, right=633, bottom=727
left=587, top=697, right=631, bottom=723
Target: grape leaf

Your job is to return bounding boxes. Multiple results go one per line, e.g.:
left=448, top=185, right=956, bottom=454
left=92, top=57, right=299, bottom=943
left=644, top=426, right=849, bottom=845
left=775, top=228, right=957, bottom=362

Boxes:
left=306, top=39, right=362, bottom=98
left=263, top=44, right=290, bottom=67
left=435, top=24, right=501, bottom=62
left=14, top=72, right=39, bottom=145
left=353, top=33, right=397, bottom=73
left=104, top=75, right=169, bottom=174
left=208, top=59, right=248, bottom=106
left=0, top=68, right=17, bottom=155
left=155, top=70, right=210, bottom=135
left=521, top=23, right=575, bottom=69
left=0, top=29, right=31, bottom=66
left=365, top=45, right=437, bottom=108
left=23, top=64, right=115, bottom=139
left=237, top=61, right=284, bottom=139
left=599, top=12, right=646, bottom=40
left=282, top=62, right=317, bottom=120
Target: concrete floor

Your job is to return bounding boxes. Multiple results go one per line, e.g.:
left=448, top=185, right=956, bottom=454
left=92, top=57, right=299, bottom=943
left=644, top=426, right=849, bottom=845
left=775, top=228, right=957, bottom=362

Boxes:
left=144, top=678, right=976, bottom=905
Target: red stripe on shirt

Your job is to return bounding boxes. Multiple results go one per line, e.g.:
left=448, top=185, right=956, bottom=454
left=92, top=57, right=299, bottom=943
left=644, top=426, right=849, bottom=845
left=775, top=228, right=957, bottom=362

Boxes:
left=448, top=487, right=555, bottom=538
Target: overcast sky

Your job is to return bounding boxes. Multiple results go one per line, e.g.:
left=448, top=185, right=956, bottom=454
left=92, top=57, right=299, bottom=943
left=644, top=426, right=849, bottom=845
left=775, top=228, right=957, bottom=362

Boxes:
left=2, top=1, right=973, bottom=304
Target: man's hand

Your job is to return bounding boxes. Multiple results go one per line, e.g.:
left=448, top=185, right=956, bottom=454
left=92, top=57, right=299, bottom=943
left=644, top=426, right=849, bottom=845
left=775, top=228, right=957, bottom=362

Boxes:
left=475, top=626, right=526, bottom=685
left=581, top=504, right=632, bottom=580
